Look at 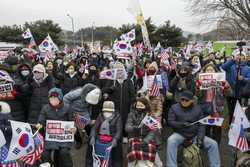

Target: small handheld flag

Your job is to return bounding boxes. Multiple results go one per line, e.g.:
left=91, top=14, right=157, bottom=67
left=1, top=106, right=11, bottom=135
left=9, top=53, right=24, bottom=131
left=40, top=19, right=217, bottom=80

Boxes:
left=150, top=76, right=160, bottom=97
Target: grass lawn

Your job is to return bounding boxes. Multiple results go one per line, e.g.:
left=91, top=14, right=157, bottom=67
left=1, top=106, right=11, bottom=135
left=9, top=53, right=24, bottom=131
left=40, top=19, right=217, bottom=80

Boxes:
left=213, top=42, right=236, bottom=57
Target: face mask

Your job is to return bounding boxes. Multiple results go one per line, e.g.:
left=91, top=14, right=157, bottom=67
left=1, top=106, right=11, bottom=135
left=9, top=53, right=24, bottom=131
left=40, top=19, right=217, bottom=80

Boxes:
left=49, top=97, right=60, bottom=107
left=56, top=59, right=63, bottom=65
left=89, top=70, right=96, bottom=75
left=34, top=72, right=44, bottom=80
left=136, top=108, right=145, bottom=112
left=21, top=70, right=30, bottom=77
left=179, top=73, right=187, bottom=78
left=103, top=112, right=113, bottom=118
left=148, top=69, right=156, bottom=75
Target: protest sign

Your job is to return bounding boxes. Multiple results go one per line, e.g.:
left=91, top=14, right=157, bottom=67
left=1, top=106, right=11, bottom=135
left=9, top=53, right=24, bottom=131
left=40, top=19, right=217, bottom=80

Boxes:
left=45, top=120, right=74, bottom=143
left=0, top=83, right=14, bottom=100
left=199, top=73, right=226, bottom=90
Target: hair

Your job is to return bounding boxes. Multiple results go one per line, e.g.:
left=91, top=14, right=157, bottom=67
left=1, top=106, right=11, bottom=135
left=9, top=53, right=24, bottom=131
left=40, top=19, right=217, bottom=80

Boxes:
left=202, top=62, right=218, bottom=73
left=134, top=97, right=151, bottom=113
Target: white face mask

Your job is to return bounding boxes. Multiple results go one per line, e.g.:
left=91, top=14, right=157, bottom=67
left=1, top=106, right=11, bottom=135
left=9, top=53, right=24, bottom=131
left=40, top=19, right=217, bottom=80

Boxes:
left=21, top=70, right=30, bottom=76
left=56, top=59, right=63, bottom=65
left=34, top=72, right=44, bottom=80
left=103, top=112, right=113, bottom=118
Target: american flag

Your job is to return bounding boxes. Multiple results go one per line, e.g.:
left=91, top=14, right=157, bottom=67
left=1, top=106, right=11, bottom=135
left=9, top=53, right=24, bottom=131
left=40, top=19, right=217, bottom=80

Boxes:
left=101, top=150, right=111, bottom=167
left=150, top=76, right=160, bottom=97
left=19, top=133, right=44, bottom=165
left=0, top=145, right=19, bottom=167
left=74, top=113, right=91, bottom=129
left=28, top=37, right=37, bottom=49
left=0, top=161, right=19, bottom=167
left=236, top=118, right=249, bottom=152
left=160, top=50, right=169, bottom=63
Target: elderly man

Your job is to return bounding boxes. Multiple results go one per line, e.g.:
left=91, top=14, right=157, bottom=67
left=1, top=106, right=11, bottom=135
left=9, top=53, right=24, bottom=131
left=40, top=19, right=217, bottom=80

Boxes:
left=166, top=90, right=220, bottom=167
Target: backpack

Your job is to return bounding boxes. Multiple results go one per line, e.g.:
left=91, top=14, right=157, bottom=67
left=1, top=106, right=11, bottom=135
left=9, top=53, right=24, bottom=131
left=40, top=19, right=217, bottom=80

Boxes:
left=182, top=144, right=203, bottom=167
left=236, top=152, right=250, bottom=167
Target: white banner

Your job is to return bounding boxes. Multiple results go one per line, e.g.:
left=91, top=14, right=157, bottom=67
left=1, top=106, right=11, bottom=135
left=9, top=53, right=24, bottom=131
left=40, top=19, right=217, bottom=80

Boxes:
left=45, top=120, right=74, bottom=143
left=198, top=73, right=226, bottom=90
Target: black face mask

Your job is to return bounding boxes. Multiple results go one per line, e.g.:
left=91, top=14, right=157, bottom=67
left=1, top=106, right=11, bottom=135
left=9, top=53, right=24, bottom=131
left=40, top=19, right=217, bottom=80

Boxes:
left=179, top=73, right=187, bottom=78
left=136, top=108, right=146, bottom=113
left=89, top=70, right=97, bottom=75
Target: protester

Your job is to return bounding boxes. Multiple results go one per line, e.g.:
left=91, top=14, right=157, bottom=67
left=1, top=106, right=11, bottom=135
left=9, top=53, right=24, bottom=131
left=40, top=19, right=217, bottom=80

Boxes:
left=126, top=98, right=162, bottom=167
left=167, top=90, right=220, bottom=167
left=28, top=64, right=55, bottom=123
left=87, top=101, right=123, bottom=167
left=196, top=63, right=232, bottom=144
left=36, top=88, right=75, bottom=167
left=221, top=51, right=250, bottom=122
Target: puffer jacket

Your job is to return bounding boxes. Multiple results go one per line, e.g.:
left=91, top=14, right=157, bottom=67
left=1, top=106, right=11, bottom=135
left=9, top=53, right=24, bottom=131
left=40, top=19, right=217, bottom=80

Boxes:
left=38, top=103, right=73, bottom=150
left=63, top=83, right=99, bottom=115
left=28, top=75, right=55, bottom=123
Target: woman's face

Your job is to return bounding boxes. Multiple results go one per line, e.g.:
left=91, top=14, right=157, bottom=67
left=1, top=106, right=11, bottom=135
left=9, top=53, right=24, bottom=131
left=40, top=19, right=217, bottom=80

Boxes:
left=47, top=62, right=53, bottom=70
left=205, top=66, right=215, bottom=73
left=192, top=56, right=199, bottom=64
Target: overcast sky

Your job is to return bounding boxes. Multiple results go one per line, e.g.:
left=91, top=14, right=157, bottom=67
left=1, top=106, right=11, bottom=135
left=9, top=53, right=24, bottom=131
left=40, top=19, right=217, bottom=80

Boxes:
left=0, top=0, right=212, bottom=33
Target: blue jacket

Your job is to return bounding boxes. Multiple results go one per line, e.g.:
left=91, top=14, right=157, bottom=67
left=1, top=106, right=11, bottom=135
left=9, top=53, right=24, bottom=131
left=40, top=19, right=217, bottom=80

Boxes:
left=221, top=60, right=250, bottom=97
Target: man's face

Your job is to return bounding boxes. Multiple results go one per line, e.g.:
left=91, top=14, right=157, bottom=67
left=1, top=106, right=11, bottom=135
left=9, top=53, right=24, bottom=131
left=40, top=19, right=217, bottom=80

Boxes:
left=180, top=98, right=193, bottom=108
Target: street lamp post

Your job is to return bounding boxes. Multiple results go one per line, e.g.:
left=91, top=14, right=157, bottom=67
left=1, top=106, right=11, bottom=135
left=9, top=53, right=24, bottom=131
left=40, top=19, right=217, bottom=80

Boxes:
left=91, top=22, right=95, bottom=50
left=67, top=14, right=75, bottom=47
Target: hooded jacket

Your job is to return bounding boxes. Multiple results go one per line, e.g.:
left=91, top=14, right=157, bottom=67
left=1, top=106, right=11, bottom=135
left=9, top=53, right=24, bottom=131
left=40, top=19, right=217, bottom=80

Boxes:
left=63, top=83, right=100, bottom=115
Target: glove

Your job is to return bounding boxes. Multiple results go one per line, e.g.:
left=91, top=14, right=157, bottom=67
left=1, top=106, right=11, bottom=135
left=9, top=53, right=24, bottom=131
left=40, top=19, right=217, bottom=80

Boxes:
left=89, top=137, right=95, bottom=146
left=196, top=138, right=203, bottom=148
left=111, top=139, right=117, bottom=148
left=36, top=123, right=43, bottom=129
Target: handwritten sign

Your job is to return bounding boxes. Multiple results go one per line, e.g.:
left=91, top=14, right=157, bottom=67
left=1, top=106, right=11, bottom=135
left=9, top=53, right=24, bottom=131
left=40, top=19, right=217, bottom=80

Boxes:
left=45, top=120, right=74, bottom=143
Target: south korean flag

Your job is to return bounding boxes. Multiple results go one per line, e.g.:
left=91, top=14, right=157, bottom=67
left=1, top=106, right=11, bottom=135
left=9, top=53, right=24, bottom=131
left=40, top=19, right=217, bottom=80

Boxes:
left=6, top=121, right=34, bottom=161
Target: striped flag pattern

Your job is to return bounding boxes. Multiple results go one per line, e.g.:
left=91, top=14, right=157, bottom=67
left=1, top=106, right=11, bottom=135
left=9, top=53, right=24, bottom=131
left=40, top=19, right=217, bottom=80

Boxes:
left=150, top=76, right=160, bottom=97
left=0, top=161, right=19, bottom=167
left=160, top=50, right=169, bottom=63
left=74, top=113, right=91, bottom=129
left=28, top=37, right=37, bottom=49
left=19, top=133, right=44, bottom=165
left=236, top=118, right=249, bottom=152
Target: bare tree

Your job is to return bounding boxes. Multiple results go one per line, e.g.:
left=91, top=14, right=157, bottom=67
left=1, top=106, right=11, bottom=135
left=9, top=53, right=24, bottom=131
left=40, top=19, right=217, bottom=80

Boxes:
left=186, top=0, right=250, bottom=36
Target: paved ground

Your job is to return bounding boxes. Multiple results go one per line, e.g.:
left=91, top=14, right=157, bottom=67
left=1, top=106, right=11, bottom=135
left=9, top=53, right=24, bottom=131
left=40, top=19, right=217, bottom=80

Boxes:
left=71, top=126, right=235, bottom=167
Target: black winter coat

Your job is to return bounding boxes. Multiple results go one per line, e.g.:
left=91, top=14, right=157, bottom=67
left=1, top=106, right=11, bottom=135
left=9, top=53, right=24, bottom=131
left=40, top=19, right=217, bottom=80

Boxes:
left=28, top=75, right=54, bottom=123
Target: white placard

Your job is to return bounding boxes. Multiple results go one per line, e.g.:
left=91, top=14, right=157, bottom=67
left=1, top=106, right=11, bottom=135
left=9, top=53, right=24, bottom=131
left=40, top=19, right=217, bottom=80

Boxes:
left=198, top=73, right=226, bottom=90
left=45, top=120, right=74, bottom=143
